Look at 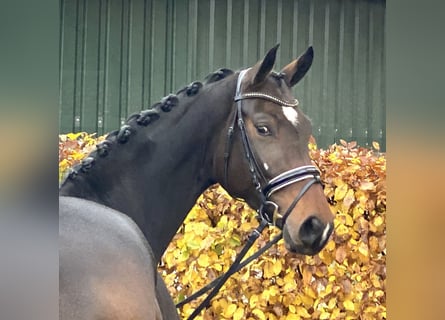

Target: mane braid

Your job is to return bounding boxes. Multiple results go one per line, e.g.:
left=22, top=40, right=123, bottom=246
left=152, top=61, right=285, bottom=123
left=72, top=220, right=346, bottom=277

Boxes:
left=105, top=130, right=119, bottom=140
left=204, top=68, right=234, bottom=84
left=176, top=81, right=203, bottom=96
left=64, top=73, right=219, bottom=182
left=126, top=112, right=141, bottom=122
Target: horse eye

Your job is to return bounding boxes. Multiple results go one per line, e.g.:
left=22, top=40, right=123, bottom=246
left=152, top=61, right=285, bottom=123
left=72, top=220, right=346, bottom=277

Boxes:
left=256, top=125, right=271, bottom=136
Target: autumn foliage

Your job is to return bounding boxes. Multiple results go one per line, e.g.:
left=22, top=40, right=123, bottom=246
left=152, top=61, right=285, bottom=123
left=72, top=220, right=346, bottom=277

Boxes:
left=59, top=133, right=386, bottom=320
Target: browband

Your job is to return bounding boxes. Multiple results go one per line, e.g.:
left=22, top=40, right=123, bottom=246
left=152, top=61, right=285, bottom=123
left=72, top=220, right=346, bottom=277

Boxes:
left=235, top=92, right=299, bottom=107
left=234, top=68, right=299, bottom=108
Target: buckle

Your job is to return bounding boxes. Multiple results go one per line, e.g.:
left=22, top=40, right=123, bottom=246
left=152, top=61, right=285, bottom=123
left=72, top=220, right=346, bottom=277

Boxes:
left=259, top=201, right=282, bottom=226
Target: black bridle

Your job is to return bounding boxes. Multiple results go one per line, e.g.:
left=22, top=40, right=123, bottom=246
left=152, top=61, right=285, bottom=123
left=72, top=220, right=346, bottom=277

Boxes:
left=179, top=69, right=323, bottom=319
left=226, top=68, right=322, bottom=228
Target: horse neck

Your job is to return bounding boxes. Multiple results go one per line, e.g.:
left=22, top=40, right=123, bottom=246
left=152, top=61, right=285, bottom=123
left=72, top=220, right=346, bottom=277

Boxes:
left=60, top=79, right=236, bottom=261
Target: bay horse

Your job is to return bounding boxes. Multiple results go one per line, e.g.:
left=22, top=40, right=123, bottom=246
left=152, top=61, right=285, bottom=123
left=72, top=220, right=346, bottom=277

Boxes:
left=59, top=45, right=334, bottom=319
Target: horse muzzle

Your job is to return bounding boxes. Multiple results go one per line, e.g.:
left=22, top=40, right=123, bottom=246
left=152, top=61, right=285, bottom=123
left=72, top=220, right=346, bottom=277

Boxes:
left=257, top=165, right=334, bottom=255
left=283, top=217, right=334, bottom=255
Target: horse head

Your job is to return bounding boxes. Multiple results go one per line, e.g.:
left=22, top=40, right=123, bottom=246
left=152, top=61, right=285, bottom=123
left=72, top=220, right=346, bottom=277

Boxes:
left=216, top=45, right=334, bottom=256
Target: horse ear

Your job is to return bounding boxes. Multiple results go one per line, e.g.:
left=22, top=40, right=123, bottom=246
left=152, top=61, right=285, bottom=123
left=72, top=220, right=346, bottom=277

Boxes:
left=281, top=46, right=314, bottom=87
left=251, top=44, right=280, bottom=86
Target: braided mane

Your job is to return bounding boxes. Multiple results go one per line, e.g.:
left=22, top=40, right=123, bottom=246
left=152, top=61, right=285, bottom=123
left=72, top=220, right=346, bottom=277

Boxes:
left=62, top=68, right=235, bottom=182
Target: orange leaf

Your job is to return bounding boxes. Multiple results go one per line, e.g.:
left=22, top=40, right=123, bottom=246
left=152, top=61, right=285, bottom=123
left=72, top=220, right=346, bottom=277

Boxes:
left=335, top=246, right=348, bottom=264
left=342, top=189, right=355, bottom=211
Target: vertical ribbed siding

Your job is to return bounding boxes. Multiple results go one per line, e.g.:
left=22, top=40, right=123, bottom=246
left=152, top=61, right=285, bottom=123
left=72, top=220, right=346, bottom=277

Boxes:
left=60, top=0, right=386, bottom=150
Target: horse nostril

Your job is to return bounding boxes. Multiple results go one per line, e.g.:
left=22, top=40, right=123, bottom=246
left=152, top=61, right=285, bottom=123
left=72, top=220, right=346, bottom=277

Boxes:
left=299, top=216, right=325, bottom=247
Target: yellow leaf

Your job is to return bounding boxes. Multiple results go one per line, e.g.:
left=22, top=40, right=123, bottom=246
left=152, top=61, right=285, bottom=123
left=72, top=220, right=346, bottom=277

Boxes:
left=343, top=300, right=355, bottom=311
left=319, top=283, right=333, bottom=298
left=304, top=286, right=317, bottom=299
left=325, top=239, right=336, bottom=251
left=373, top=216, right=384, bottom=227
left=66, top=132, right=83, bottom=140
left=262, top=286, right=280, bottom=301
left=207, top=203, right=216, bottom=210
left=283, top=278, right=297, bottom=292
left=179, top=250, right=189, bottom=262
left=328, top=297, right=336, bottom=309
left=300, top=294, right=314, bottom=307
left=319, top=249, right=334, bottom=265
left=249, top=294, right=259, bottom=309
left=372, top=141, right=380, bottom=150
left=334, top=182, right=348, bottom=201
left=286, top=314, right=300, bottom=320
left=273, top=259, right=282, bottom=276
left=213, top=263, right=222, bottom=272
left=216, top=215, right=228, bottom=229
left=335, top=224, right=349, bottom=237
left=371, top=274, right=382, bottom=288
left=71, top=152, right=87, bottom=161
left=375, top=290, right=385, bottom=298
left=328, top=152, right=343, bottom=164
left=320, top=312, right=331, bottom=319
left=233, top=307, right=244, bottom=320
left=330, top=308, right=340, bottom=319
left=197, top=254, right=209, bottom=267
left=222, top=303, right=237, bottom=318
left=358, top=242, right=369, bottom=258
left=264, top=261, right=274, bottom=279
left=252, top=309, right=266, bottom=320
left=295, top=306, right=311, bottom=318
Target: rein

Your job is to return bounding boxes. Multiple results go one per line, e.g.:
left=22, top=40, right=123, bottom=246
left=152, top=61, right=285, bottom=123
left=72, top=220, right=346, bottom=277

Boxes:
left=179, top=70, right=323, bottom=319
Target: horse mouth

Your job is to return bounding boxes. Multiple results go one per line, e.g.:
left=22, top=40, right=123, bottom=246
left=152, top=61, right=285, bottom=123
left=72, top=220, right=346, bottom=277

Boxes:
left=282, top=223, right=333, bottom=256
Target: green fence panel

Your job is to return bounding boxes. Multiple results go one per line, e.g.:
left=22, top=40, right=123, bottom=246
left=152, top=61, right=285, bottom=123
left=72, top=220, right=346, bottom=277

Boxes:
left=60, top=0, right=386, bottom=150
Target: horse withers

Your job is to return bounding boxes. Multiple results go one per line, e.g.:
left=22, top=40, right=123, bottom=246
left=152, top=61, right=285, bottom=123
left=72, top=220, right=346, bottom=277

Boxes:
left=59, top=44, right=334, bottom=319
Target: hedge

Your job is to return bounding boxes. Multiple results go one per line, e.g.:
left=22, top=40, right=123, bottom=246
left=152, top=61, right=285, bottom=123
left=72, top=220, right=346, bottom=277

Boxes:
left=59, top=133, right=386, bottom=320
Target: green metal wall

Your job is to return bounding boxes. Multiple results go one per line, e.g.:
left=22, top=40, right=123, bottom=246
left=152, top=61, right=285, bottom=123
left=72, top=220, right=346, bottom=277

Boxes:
left=59, top=0, right=385, bottom=150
